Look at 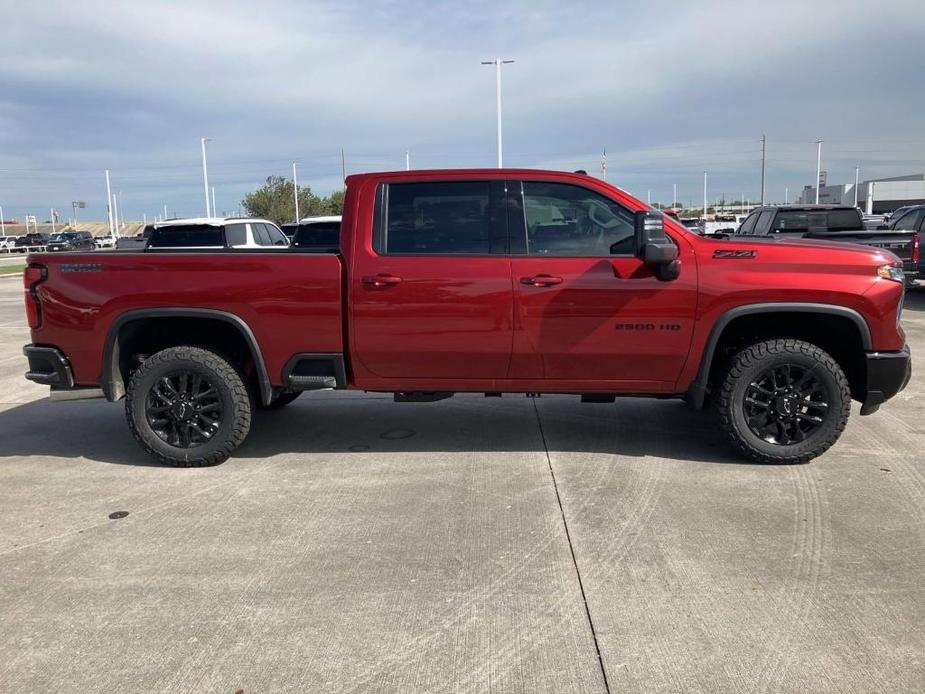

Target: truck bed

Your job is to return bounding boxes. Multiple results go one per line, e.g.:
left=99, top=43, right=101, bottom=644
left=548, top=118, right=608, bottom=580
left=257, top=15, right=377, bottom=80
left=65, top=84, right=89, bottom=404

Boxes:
left=28, top=250, right=344, bottom=388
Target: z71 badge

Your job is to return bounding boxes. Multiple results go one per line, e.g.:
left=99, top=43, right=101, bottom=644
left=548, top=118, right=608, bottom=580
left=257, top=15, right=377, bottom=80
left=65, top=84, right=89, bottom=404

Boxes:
left=713, top=249, right=757, bottom=259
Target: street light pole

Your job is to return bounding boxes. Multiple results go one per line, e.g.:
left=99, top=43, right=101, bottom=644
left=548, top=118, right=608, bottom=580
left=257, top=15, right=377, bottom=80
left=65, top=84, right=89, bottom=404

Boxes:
left=292, top=162, right=300, bottom=223
left=815, top=139, right=823, bottom=204
left=673, top=183, right=677, bottom=207
left=481, top=58, right=514, bottom=168
left=760, top=133, right=766, bottom=205
left=0, top=205, right=4, bottom=236
left=200, top=137, right=212, bottom=217
left=405, top=150, right=411, bottom=171
left=854, top=166, right=860, bottom=207
left=105, top=170, right=114, bottom=236
left=703, top=171, right=708, bottom=221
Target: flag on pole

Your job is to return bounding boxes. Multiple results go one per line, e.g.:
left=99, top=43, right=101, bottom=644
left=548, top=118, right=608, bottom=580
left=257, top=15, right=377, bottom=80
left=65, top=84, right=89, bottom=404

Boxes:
left=601, top=147, right=607, bottom=180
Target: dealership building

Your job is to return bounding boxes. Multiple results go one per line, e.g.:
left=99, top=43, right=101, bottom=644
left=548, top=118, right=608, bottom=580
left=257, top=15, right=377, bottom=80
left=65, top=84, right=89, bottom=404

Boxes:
left=797, top=173, right=925, bottom=213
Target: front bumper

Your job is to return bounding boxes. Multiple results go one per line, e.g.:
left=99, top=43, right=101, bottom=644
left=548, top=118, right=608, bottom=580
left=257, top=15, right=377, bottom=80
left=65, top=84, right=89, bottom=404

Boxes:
left=860, top=345, right=911, bottom=415
left=23, top=345, right=74, bottom=388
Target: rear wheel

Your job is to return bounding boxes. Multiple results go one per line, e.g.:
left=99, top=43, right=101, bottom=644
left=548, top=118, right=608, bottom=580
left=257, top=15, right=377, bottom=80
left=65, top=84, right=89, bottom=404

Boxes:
left=125, top=346, right=251, bottom=467
left=716, top=339, right=850, bottom=464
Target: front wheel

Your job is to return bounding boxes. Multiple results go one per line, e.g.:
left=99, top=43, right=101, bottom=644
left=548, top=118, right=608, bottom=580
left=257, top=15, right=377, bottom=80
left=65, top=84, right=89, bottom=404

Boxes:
left=125, top=346, right=252, bottom=467
left=716, top=339, right=850, bottom=464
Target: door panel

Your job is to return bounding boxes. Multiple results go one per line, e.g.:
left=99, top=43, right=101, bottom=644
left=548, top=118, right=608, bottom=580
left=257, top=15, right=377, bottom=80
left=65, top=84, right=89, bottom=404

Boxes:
left=509, top=180, right=697, bottom=385
left=350, top=180, right=513, bottom=380
left=510, top=253, right=697, bottom=383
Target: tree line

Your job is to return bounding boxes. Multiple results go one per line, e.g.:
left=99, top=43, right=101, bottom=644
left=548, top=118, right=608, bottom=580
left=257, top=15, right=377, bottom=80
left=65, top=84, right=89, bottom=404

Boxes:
left=241, top=176, right=344, bottom=225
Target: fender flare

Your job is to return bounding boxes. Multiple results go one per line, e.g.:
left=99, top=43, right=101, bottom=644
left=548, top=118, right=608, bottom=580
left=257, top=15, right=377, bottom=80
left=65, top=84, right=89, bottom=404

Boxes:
left=101, top=308, right=273, bottom=406
left=686, top=302, right=872, bottom=409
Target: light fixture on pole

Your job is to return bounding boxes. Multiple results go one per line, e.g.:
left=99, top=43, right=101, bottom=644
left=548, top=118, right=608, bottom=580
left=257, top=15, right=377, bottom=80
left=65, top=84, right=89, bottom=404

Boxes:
left=105, top=170, right=114, bottom=236
left=481, top=58, right=514, bottom=168
left=201, top=137, right=212, bottom=217
left=292, top=162, right=300, bottom=223
left=71, top=200, right=85, bottom=228
left=815, top=139, right=823, bottom=204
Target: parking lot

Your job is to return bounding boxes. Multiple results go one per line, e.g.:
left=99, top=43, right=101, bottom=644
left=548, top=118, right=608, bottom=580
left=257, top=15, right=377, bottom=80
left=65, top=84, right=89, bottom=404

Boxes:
left=0, top=274, right=922, bottom=692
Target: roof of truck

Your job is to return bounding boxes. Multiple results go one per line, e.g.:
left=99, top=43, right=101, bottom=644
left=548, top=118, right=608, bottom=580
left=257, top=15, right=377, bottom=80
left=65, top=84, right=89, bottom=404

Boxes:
left=153, top=217, right=278, bottom=228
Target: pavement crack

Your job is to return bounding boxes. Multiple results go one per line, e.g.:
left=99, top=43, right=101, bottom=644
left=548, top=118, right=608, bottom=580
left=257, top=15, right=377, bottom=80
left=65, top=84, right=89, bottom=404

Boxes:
left=532, top=398, right=612, bottom=694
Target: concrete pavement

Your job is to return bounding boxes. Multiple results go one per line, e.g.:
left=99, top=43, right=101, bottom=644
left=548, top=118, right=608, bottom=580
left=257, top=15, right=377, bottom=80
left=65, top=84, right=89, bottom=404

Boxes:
left=0, top=279, right=922, bottom=692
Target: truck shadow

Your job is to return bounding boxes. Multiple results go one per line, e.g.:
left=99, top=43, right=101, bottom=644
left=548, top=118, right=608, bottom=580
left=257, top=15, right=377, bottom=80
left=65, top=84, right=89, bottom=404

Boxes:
left=0, top=393, right=758, bottom=467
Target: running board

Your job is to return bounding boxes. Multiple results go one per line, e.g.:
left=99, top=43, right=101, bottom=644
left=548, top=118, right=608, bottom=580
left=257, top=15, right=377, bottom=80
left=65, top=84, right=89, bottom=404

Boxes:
left=287, top=375, right=338, bottom=391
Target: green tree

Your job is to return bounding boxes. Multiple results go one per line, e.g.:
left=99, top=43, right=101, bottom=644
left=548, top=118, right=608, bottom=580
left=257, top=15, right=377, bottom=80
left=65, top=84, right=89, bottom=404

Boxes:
left=242, top=176, right=344, bottom=224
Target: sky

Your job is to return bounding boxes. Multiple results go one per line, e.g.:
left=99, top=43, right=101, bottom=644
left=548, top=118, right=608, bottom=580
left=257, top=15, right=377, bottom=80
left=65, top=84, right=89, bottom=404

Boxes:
left=2, top=0, right=924, bottom=222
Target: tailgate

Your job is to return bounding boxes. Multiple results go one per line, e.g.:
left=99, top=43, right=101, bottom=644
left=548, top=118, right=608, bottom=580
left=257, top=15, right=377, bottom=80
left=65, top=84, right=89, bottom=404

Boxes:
left=804, top=231, right=915, bottom=262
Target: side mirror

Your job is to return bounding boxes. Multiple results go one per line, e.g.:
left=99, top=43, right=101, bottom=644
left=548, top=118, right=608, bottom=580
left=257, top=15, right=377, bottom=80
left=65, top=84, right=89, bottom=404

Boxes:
left=633, top=210, right=679, bottom=269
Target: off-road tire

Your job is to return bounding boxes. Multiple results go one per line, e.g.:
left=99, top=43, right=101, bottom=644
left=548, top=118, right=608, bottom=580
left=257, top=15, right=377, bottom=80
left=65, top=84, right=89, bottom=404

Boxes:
left=125, top=346, right=251, bottom=467
left=258, top=391, right=301, bottom=410
left=716, top=339, right=850, bottom=464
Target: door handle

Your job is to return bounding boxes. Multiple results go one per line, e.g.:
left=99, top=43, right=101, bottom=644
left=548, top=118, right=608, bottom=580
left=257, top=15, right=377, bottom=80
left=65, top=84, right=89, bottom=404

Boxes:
left=362, top=273, right=403, bottom=288
left=520, top=274, right=563, bottom=287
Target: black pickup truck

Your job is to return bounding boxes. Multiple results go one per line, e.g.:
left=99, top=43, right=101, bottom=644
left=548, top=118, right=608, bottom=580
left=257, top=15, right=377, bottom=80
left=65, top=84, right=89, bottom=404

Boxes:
left=731, top=205, right=919, bottom=285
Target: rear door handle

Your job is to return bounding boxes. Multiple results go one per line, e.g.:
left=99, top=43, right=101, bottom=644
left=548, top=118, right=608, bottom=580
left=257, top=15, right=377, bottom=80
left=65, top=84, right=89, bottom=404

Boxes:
left=362, top=273, right=403, bottom=288
left=520, top=274, right=563, bottom=287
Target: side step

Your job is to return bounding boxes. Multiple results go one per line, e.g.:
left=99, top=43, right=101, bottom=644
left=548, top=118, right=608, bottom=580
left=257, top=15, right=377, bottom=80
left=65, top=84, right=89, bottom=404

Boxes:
left=287, top=374, right=338, bottom=391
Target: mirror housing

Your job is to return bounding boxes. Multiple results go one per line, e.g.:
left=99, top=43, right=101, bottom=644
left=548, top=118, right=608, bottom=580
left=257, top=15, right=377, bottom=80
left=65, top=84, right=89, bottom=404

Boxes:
left=633, top=210, right=679, bottom=268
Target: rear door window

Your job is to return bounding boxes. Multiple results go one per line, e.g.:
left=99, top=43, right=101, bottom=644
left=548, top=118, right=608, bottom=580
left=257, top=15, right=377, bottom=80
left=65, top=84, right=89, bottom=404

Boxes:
left=225, top=223, right=247, bottom=246
left=265, top=224, right=289, bottom=246
left=380, top=181, right=496, bottom=254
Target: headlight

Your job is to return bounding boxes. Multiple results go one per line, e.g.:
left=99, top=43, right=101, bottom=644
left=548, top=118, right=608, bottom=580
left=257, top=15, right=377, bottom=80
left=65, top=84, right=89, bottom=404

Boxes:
left=877, top=265, right=905, bottom=283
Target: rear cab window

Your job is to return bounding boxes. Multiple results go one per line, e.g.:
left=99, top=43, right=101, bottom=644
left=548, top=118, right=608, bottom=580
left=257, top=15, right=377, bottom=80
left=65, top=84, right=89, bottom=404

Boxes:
left=147, top=225, right=224, bottom=248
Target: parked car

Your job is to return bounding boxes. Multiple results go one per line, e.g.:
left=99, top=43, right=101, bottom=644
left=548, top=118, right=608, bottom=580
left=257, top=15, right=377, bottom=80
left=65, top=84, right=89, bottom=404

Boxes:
left=15, top=233, right=50, bottom=248
left=281, top=215, right=342, bottom=251
left=889, top=205, right=917, bottom=221
left=46, top=231, right=96, bottom=252
left=0, top=235, right=18, bottom=250
left=731, top=205, right=919, bottom=285
left=145, top=218, right=289, bottom=249
left=22, top=169, right=910, bottom=467
left=888, top=205, right=925, bottom=280
left=95, top=233, right=117, bottom=249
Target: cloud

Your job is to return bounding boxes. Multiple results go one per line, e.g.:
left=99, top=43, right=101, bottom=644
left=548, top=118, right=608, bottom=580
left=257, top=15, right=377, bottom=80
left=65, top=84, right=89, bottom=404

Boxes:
left=1, top=0, right=923, bottom=219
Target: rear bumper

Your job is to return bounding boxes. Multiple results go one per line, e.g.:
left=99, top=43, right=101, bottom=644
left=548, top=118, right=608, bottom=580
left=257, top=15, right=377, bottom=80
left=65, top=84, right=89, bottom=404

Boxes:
left=23, top=345, right=74, bottom=388
left=860, top=345, right=911, bottom=415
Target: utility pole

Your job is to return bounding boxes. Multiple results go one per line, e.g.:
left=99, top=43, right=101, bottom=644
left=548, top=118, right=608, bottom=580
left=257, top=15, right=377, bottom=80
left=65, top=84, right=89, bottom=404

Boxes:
left=815, top=139, right=823, bottom=204
left=405, top=150, right=411, bottom=171
left=292, top=162, right=300, bottom=223
left=481, top=58, right=514, bottom=167
left=200, top=137, right=212, bottom=217
left=854, top=166, right=860, bottom=207
left=760, top=134, right=766, bottom=205
left=105, top=170, right=114, bottom=236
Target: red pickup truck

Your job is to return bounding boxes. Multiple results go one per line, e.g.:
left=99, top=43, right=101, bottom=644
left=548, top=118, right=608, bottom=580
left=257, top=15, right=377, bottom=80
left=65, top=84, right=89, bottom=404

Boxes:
left=22, top=169, right=911, bottom=467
